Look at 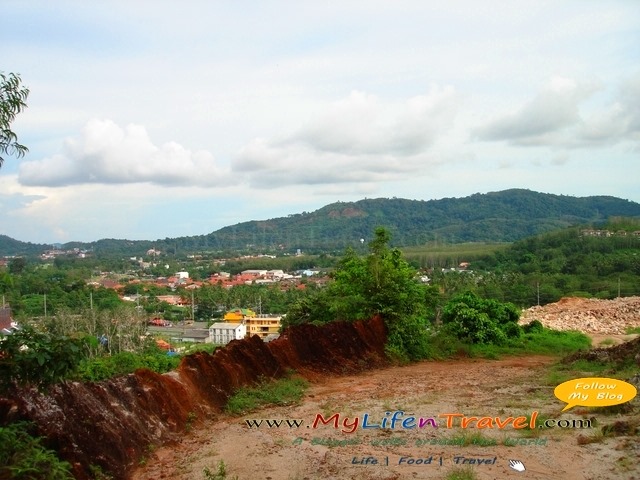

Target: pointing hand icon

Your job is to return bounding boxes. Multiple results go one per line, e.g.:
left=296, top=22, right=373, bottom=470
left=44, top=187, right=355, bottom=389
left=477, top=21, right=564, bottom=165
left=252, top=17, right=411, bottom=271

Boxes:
left=509, top=459, right=526, bottom=472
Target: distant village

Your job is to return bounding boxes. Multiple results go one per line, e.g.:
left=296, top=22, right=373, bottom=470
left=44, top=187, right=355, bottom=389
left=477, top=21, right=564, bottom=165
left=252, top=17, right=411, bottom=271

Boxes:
left=1, top=247, right=334, bottom=349
left=580, top=229, right=640, bottom=237
left=1, top=244, right=449, bottom=351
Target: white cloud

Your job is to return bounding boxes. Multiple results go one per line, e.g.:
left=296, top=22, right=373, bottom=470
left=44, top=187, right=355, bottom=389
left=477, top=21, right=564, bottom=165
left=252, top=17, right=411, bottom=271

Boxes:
left=235, top=139, right=435, bottom=189
left=578, top=73, right=640, bottom=145
left=550, top=153, right=570, bottom=166
left=476, top=77, right=595, bottom=145
left=18, top=119, right=230, bottom=187
left=233, top=86, right=457, bottom=188
left=476, top=75, right=640, bottom=149
left=291, top=86, right=458, bottom=155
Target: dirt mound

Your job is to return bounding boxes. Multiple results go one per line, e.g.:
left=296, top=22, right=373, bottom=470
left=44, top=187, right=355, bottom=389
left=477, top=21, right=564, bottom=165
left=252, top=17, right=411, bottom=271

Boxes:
left=0, top=316, right=388, bottom=480
left=519, top=296, right=640, bottom=334
left=562, top=336, right=640, bottom=367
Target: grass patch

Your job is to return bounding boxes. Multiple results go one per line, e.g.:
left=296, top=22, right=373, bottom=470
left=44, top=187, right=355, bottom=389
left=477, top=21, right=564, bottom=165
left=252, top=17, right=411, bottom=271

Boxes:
left=402, top=242, right=508, bottom=265
left=518, top=412, right=551, bottom=438
left=203, top=460, right=238, bottom=480
left=624, top=326, right=640, bottom=334
left=447, top=431, right=498, bottom=446
left=185, top=411, right=197, bottom=432
left=544, top=368, right=573, bottom=386
left=465, top=328, right=591, bottom=359
left=426, top=325, right=591, bottom=361
left=88, top=464, right=113, bottom=480
left=181, top=343, right=219, bottom=355
left=225, top=375, right=308, bottom=415
left=444, top=466, right=478, bottom=480
left=577, top=430, right=605, bottom=445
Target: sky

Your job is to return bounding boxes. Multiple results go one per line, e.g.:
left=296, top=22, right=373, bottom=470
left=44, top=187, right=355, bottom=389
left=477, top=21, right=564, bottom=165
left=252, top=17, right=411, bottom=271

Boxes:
left=1, top=0, right=639, bottom=244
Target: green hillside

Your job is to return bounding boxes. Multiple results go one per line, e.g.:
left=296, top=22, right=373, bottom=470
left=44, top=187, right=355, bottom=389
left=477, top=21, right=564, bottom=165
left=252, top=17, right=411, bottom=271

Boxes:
left=0, top=235, right=47, bottom=257
left=180, top=189, right=640, bottom=253
left=1, top=189, right=639, bottom=257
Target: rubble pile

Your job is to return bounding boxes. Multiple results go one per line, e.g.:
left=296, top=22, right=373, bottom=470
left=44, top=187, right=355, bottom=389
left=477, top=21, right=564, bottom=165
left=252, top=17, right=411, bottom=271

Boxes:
left=519, top=296, right=640, bottom=335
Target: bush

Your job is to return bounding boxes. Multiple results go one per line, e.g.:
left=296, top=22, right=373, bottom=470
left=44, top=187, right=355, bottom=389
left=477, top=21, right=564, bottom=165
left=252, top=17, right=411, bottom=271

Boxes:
left=385, top=314, right=432, bottom=362
left=441, top=292, right=520, bottom=345
left=0, top=325, right=88, bottom=392
left=423, top=330, right=469, bottom=359
left=75, top=351, right=181, bottom=382
left=501, top=322, right=523, bottom=339
left=0, top=422, right=73, bottom=480
left=523, top=319, right=544, bottom=334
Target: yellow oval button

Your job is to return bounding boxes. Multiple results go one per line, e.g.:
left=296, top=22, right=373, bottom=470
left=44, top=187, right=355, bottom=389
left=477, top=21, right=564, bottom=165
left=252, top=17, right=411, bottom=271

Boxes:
left=554, top=377, right=637, bottom=412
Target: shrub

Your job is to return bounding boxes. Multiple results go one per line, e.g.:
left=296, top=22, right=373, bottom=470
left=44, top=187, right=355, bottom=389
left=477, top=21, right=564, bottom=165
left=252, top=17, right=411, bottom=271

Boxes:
left=75, top=350, right=181, bottom=382
left=385, top=314, right=431, bottom=362
left=0, top=422, right=73, bottom=480
left=0, top=325, right=88, bottom=392
left=441, top=292, right=520, bottom=345
left=501, top=322, right=523, bottom=339
left=523, top=319, right=544, bottom=334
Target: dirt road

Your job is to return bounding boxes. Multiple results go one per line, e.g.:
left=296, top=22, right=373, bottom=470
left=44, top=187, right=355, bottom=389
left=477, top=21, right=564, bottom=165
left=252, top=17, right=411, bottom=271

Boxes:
left=132, top=354, right=639, bottom=480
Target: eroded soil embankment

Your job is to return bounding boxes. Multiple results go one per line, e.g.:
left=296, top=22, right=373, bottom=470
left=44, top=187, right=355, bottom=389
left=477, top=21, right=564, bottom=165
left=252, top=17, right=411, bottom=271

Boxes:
left=0, top=316, right=388, bottom=480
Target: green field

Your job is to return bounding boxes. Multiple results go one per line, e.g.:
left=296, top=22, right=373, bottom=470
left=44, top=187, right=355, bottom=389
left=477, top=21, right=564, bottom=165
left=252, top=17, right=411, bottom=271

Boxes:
left=401, top=242, right=510, bottom=268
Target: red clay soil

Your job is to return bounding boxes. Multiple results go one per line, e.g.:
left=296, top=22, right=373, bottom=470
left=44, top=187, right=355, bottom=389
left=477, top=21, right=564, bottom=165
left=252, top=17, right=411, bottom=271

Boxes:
left=132, top=354, right=639, bottom=480
left=0, top=316, right=388, bottom=480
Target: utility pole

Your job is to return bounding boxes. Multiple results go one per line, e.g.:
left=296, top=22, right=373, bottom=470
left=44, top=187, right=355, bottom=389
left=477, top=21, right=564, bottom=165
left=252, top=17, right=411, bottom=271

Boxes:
left=618, top=276, right=621, bottom=298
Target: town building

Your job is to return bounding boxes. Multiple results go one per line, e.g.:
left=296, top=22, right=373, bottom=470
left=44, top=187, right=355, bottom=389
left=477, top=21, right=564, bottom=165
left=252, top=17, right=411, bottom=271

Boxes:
left=208, top=322, right=246, bottom=345
left=223, top=308, right=256, bottom=322
left=244, top=315, right=282, bottom=340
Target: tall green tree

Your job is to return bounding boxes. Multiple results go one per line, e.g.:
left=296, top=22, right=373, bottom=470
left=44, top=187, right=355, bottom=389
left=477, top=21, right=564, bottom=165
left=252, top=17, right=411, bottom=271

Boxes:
left=285, top=226, right=435, bottom=361
left=0, top=72, right=29, bottom=168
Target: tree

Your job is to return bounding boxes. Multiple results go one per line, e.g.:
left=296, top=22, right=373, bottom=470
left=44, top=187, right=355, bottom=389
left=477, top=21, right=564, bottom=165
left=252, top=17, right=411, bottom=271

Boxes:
left=284, top=226, right=435, bottom=361
left=0, top=325, right=87, bottom=392
left=441, top=291, right=521, bottom=344
left=0, top=72, right=29, bottom=168
left=8, top=257, right=27, bottom=274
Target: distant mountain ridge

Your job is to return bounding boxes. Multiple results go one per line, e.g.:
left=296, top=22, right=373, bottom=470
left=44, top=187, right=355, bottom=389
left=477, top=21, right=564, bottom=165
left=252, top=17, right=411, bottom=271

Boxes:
left=2, top=189, right=640, bottom=256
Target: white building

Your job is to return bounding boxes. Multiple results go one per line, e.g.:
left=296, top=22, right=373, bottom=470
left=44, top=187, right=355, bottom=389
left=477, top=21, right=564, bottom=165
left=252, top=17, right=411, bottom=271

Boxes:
left=208, top=322, right=246, bottom=345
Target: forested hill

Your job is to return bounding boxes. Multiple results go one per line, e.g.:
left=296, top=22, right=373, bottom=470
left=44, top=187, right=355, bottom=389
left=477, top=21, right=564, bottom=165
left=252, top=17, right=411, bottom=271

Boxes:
left=180, top=189, right=639, bottom=252
left=2, top=189, right=640, bottom=256
left=0, top=235, right=46, bottom=257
